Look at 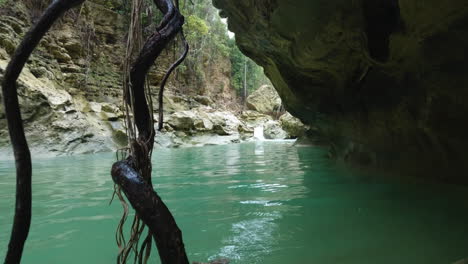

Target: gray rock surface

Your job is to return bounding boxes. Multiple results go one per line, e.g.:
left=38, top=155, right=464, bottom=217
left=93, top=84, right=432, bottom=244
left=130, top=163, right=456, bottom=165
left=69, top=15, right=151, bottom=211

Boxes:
left=246, top=84, right=281, bottom=115
left=263, top=120, right=288, bottom=140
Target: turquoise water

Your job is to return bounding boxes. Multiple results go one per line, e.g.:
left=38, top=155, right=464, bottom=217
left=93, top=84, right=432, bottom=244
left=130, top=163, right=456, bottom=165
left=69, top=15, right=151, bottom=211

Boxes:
left=1, top=142, right=468, bottom=264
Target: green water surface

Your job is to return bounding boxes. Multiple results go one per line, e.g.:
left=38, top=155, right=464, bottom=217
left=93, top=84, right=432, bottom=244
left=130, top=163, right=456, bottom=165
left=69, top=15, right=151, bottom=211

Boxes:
left=1, top=142, right=468, bottom=263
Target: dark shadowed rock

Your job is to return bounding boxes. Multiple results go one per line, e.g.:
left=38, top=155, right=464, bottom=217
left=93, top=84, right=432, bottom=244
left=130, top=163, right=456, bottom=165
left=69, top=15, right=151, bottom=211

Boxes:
left=279, top=112, right=308, bottom=138
left=453, top=258, right=468, bottom=264
left=213, top=0, right=468, bottom=182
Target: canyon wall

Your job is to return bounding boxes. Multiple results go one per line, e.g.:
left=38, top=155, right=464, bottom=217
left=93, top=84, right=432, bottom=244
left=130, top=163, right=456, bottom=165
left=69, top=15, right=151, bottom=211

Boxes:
left=213, top=0, right=468, bottom=182
left=0, top=0, right=237, bottom=155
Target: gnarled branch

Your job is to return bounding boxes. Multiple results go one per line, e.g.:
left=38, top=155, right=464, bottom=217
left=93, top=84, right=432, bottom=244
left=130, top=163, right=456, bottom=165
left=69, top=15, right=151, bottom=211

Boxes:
left=2, top=0, right=85, bottom=263
left=112, top=0, right=189, bottom=263
left=112, top=160, right=189, bottom=264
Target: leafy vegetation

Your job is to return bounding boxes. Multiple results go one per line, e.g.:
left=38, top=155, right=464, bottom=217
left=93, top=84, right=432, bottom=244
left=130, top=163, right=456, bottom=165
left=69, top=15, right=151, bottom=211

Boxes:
left=176, top=0, right=269, bottom=97
left=228, top=39, right=270, bottom=99
left=86, top=0, right=270, bottom=98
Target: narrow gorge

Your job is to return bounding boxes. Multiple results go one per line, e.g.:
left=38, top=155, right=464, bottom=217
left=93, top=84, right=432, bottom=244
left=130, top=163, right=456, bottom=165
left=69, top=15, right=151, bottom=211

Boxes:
left=1, top=1, right=468, bottom=264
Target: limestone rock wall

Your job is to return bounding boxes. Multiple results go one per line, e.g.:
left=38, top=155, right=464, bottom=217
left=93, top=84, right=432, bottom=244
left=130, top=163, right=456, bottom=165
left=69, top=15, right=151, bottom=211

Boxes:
left=213, top=0, right=468, bottom=182
left=0, top=0, right=237, bottom=156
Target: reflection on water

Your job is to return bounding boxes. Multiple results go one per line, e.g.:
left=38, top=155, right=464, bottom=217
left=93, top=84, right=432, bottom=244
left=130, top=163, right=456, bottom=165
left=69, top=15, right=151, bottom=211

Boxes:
left=1, top=142, right=468, bottom=264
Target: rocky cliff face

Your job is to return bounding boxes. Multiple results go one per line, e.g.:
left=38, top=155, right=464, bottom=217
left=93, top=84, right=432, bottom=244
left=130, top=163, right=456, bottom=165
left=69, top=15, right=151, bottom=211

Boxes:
left=0, top=1, right=127, bottom=156
left=0, top=0, right=238, bottom=156
left=213, top=0, right=468, bottom=182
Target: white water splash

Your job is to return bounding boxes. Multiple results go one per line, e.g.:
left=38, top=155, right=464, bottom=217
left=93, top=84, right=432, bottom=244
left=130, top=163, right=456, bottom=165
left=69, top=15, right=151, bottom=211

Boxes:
left=254, top=126, right=265, bottom=140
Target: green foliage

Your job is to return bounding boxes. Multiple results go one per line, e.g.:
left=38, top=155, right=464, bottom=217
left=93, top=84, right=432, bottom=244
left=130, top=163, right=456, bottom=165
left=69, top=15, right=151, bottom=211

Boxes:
left=92, top=0, right=270, bottom=97
left=95, top=0, right=127, bottom=12
left=102, top=0, right=118, bottom=9
left=177, top=0, right=233, bottom=88
left=186, top=15, right=209, bottom=38
left=228, top=38, right=269, bottom=98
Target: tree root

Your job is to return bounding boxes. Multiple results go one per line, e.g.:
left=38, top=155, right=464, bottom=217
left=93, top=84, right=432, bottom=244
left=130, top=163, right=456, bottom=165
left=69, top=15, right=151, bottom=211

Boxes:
left=112, top=160, right=189, bottom=264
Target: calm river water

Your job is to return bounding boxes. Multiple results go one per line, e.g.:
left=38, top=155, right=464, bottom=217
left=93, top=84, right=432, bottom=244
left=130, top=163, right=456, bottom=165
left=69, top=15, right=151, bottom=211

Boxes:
left=1, top=142, right=468, bottom=263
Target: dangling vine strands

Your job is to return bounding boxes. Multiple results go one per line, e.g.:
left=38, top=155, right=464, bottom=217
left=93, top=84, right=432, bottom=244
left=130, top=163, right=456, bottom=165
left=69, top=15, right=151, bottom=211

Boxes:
left=2, top=0, right=189, bottom=263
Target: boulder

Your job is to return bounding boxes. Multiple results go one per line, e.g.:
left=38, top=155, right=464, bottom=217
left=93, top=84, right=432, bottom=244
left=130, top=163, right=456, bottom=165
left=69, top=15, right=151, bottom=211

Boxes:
left=263, top=120, right=288, bottom=140
left=209, top=111, right=241, bottom=135
left=166, top=110, right=197, bottom=131
left=165, top=108, right=244, bottom=136
left=246, top=84, right=282, bottom=115
left=279, top=112, right=308, bottom=138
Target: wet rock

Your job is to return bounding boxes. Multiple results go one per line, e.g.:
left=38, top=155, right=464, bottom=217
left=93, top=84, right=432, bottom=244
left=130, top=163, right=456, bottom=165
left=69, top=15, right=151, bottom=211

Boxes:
left=279, top=112, right=308, bottom=138
left=263, top=120, right=288, bottom=140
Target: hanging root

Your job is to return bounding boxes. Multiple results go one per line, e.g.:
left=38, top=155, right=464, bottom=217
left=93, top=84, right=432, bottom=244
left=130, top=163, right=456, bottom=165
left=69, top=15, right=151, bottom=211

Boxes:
left=158, top=30, right=189, bottom=131
left=1, top=0, right=85, bottom=263
left=112, top=0, right=189, bottom=263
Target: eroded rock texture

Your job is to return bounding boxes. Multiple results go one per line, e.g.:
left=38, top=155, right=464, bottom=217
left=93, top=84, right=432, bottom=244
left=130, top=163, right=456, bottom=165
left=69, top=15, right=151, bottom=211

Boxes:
left=0, top=0, right=237, bottom=156
left=213, top=0, right=468, bottom=182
